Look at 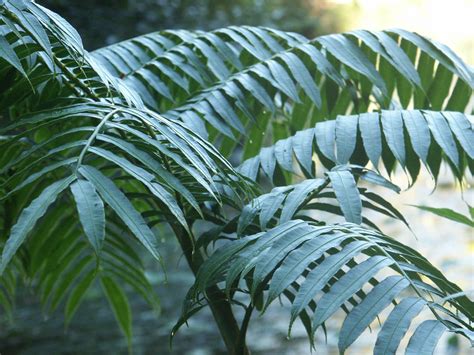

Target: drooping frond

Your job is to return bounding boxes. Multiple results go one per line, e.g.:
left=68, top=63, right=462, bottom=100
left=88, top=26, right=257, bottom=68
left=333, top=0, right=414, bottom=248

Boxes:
left=189, top=220, right=474, bottom=353
left=1, top=100, right=243, bottom=260
left=0, top=99, right=245, bottom=334
left=0, top=1, right=253, bottom=335
left=237, top=110, right=474, bottom=184
left=1, top=197, right=159, bottom=344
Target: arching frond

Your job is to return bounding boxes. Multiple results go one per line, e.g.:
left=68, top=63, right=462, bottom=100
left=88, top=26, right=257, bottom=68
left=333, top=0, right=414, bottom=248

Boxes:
left=92, top=29, right=203, bottom=80
left=237, top=110, right=474, bottom=184
left=103, top=26, right=473, bottom=156
left=189, top=220, right=474, bottom=353
left=1, top=99, right=243, bottom=257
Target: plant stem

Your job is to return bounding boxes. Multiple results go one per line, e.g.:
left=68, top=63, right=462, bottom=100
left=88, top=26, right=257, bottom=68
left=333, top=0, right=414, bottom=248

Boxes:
left=235, top=304, right=254, bottom=354
left=75, top=108, right=120, bottom=172
left=171, top=223, right=249, bottom=354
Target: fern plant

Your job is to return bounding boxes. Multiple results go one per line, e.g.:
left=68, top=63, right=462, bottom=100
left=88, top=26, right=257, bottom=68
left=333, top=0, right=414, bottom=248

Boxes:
left=0, top=0, right=473, bottom=353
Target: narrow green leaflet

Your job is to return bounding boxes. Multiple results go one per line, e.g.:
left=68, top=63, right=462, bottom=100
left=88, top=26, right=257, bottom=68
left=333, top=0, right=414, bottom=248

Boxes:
left=65, top=269, right=97, bottom=325
left=374, top=297, right=425, bottom=355
left=338, top=275, right=410, bottom=352
left=327, top=170, right=362, bottom=224
left=79, top=166, right=161, bottom=262
left=259, top=146, right=277, bottom=179
left=297, top=42, right=344, bottom=86
left=358, top=112, right=381, bottom=167
left=312, top=256, right=393, bottom=329
left=336, top=114, right=358, bottom=164
left=264, top=231, right=347, bottom=310
left=195, top=236, right=259, bottom=293
left=252, top=226, right=333, bottom=295
left=406, top=320, right=447, bottom=355
left=7, top=3, right=53, bottom=58
left=101, top=276, right=133, bottom=347
left=1, top=157, right=78, bottom=200
left=410, top=205, right=474, bottom=227
left=280, top=179, right=326, bottom=223
left=292, top=128, right=315, bottom=175
left=0, top=34, right=27, bottom=77
left=375, top=31, right=421, bottom=88
left=443, top=111, right=474, bottom=159
left=237, top=73, right=275, bottom=111
left=425, top=111, right=459, bottom=167
left=359, top=170, right=401, bottom=193
left=70, top=179, right=106, bottom=254
left=402, top=110, right=431, bottom=165
left=315, top=120, right=336, bottom=162
left=266, top=59, right=299, bottom=101
left=259, top=191, right=288, bottom=229
left=227, top=222, right=309, bottom=296
left=0, top=175, right=76, bottom=274
left=317, top=34, right=387, bottom=96
left=97, top=134, right=201, bottom=215
left=290, top=240, right=372, bottom=328
left=274, top=136, right=295, bottom=172
left=89, top=145, right=188, bottom=229
left=381, top=110, right=406, bottom=168
left=279, top=52, right=321, bottom=106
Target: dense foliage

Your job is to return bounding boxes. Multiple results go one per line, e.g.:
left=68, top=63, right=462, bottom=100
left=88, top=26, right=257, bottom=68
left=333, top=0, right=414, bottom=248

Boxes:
left=0, top=0, right=473, bottom=353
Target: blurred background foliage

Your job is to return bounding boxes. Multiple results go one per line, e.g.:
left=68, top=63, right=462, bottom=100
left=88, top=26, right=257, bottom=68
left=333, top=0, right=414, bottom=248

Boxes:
left=38, top=0, right=473, bottom=61
left=39, top=0, right=344, bottom=49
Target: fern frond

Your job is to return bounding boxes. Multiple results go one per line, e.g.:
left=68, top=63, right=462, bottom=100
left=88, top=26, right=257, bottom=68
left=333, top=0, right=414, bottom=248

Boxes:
left=236, top=167, right=407, bottom=234
left=0, top=98, right=238, bottom=340
left=0, top=0, right=142, bottom=111
left=237, top=110, right=474, bottom=184
left=190, top=220, right=474, bottom=352
left=107, top=26, right=473, bottom=156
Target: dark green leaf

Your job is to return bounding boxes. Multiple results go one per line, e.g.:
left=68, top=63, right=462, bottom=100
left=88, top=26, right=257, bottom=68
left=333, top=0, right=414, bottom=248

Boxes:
left=79, top=166, right=161, bottom=262
left=70, top=179, right=106, bottom=254
left=1, top=176, right=75, bottom=274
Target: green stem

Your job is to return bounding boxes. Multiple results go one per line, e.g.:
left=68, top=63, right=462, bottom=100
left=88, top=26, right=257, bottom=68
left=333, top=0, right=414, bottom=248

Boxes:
left=235, top=304, right=253, bottom=354
left=53, top=58, right=100, bottom=100
left=75, top=108, right=120, bottom=172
